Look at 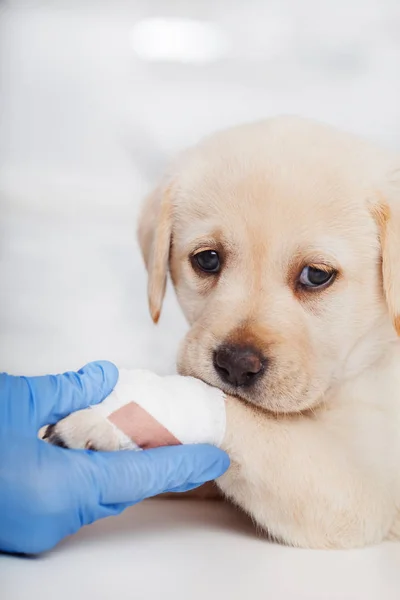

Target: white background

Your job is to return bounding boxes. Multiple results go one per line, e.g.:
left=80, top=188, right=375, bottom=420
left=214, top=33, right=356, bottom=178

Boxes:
left=1, top=1, right=400, bottom=598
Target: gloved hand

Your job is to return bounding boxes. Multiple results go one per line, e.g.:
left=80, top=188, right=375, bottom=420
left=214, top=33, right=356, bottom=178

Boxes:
left=0, top=361, right=230, bottom=555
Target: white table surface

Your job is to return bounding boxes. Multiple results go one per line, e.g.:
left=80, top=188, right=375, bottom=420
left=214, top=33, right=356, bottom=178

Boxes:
left=2, top=499, right=400, bottom=600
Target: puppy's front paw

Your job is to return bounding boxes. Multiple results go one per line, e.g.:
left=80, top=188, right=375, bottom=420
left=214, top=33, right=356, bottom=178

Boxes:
left=42, top=409, right=135, bottom=451
left=41, top=368, right=226, bottom=453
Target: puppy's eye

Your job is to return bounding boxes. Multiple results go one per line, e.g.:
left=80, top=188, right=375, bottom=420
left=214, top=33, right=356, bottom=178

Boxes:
left=299, top=266, right=336, bottom=289
left=193, top=250, right=220, bottom=273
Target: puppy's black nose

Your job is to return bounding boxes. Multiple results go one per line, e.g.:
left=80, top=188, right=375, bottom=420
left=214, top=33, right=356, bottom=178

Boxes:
left=213, top=344, right=264, bottom=387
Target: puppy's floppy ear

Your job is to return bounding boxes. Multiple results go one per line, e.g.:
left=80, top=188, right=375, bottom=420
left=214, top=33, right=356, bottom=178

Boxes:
left=137, top=181, right=174, bottom=324
left=372, top=171, right=400, bottom=335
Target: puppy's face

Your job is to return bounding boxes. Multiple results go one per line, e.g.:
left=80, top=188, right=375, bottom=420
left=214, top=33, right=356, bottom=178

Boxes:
left=139, top=117, right=400, bottom=413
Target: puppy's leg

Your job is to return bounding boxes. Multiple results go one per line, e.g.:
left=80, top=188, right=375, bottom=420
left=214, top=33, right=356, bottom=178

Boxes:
left=218, top=396, right=396, bottom=549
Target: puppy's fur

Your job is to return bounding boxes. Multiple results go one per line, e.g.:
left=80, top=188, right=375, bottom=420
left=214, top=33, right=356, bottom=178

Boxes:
left=138, top=116, right=400, bottom=548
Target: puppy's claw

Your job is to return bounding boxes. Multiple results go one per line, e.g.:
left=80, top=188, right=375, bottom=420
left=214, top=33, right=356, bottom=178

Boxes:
left=43, top=424, right=69, bottom=449
left=85, top=441, right=98, bottom=451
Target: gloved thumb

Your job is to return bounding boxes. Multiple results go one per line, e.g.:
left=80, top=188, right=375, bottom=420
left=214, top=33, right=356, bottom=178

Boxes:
left=1, top=361, right=119, bottom=430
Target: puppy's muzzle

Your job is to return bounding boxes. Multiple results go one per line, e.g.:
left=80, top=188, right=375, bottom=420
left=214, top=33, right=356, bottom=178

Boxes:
left=213, top=344, right=265, bottom=387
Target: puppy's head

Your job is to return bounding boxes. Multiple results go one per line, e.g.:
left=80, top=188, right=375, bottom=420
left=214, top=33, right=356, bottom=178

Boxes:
left=138, top=117, right=400, bottom=413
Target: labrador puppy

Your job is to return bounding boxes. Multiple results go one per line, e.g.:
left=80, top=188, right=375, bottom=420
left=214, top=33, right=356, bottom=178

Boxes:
left=49, top=116, right=400, bottom=548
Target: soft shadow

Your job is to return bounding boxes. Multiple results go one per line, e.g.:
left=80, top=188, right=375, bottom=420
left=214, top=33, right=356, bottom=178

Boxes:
left=58, top=498, right=261, bottom=551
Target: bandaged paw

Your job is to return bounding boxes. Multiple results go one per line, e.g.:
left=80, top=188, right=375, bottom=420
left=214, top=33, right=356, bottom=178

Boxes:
left=43, top=369, right=226, bottom=452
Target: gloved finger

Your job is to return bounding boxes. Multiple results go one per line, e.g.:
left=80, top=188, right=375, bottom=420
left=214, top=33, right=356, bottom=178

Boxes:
left=1, top=361, right=119, bottom=430
left=91, top=444, right=230, bottom=507
left=37, top=361, right=119, bottom=427
left=163, top=482, right=205, bottom=494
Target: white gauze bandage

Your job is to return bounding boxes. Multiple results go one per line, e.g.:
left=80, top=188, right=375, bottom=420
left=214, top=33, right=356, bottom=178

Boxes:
left=92, top=369, right=226, bottom=451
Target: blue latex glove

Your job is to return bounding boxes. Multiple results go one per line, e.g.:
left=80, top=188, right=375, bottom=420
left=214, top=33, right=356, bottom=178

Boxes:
left=0, top=361, right=230, bottom=555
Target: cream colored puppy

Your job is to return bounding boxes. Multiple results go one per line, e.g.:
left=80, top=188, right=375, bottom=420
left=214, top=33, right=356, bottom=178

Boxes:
left=48, top=116, right=400, bottom=548
left=138, top=116, right=400, bottom=548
